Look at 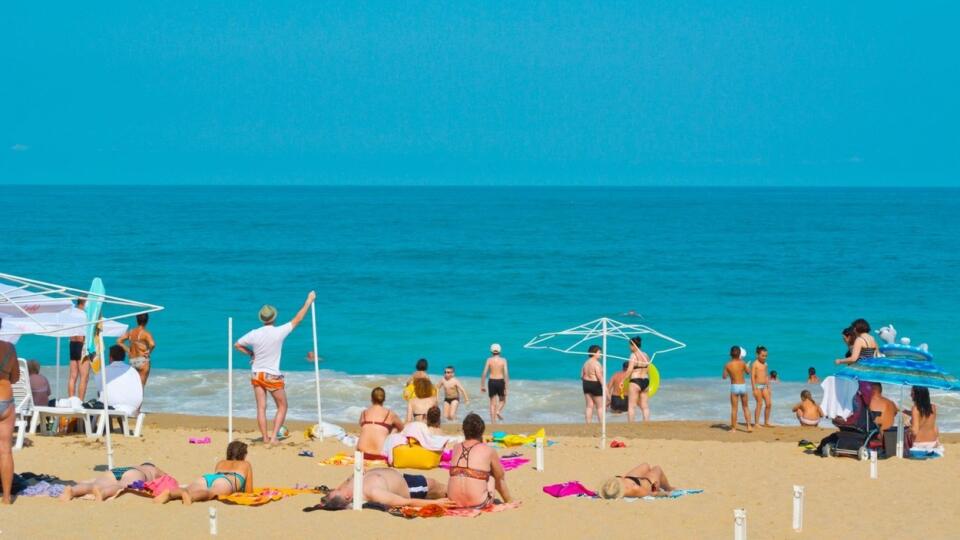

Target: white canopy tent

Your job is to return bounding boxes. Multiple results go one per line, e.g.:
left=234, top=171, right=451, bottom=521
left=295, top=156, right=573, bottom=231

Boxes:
left=525, top=316, right=686, bottom=447
left=0, top=273, right=162, bottom=468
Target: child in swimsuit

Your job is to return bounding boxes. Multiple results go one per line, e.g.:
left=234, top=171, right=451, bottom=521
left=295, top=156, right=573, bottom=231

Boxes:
left=722, top=346, right=753, bottom=432
left=792, top=390, right=824, bottom=427
left=437, top=366, right=470, bottom=420
left=155, top=441, right=252, bottom=505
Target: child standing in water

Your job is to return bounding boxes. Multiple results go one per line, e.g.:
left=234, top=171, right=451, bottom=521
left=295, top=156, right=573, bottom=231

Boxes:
left=480, top=344, right=509, bottom=424
left=722, top=346, right=752, bottom=432
left=750, top=346, right=773, bottom=427
left=792, top=390, right=824, bottom=426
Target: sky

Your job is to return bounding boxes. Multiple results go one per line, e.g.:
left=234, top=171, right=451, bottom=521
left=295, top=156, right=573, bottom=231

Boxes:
left=1, top=2, right=957, bottom=186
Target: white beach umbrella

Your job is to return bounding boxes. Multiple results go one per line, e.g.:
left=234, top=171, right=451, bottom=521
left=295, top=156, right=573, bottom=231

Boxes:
left=0, top=273, right=162, bottom=469
left=524, top=316, right=686, bottom=447
left=0, top=283, right=74, bottom=317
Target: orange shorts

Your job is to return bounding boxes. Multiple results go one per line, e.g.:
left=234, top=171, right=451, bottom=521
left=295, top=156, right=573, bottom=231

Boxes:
left=251, top=372, right=285, bottom=392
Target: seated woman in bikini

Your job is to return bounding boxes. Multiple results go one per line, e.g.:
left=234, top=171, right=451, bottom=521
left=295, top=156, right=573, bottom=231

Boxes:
left=357, top=386, right=404, bottom=461
left=406, top=378, right=438, bottom=423
left=155, top=441, right=252, bottom=505
left=61, top=463, right=167, bottom=501
left=903, top=386, right=941, bottom=451
left=599, top=462, right=676, bottom=499
left=446, top=413, right=512, bottom=508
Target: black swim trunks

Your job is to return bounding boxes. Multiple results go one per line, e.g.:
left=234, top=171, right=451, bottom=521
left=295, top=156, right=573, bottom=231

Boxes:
left=444, top=397, right=459, bottom=404
left=582, top=379, right=603, bottom=397
left=403, top=474, right=429, bottom=499
left=610, top=395, right=628, bottom=412
left=630, top=378, right=650, bottom=392
left=69, top=341, right=84, bottom=361
left=488, top=378, right=505, bottom=399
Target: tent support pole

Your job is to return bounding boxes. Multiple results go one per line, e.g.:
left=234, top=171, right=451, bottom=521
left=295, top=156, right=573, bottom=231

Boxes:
left=897, top=385, right=905, bottom=459
left=55, top=337, right=61, bottom=399
left=601, top=318, right=607, bottom=449
left=98, top=325, right=114, bottom=469
left=311, top=304, right=323, bottom=441
left=228, top=317, right=233, bottom=443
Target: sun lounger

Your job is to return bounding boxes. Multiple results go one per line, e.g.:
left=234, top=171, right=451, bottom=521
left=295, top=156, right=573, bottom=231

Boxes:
left=86, top=408, right=146, bottom=438
left=29, top=404, right=95, bottom=437
left=11, top=359, right=32, bottom=450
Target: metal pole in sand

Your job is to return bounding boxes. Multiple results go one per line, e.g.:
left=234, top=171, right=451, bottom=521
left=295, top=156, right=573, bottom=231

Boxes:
left=601, top=318, right=608, bottom=448
left=55, top=337, right=61, bottom=399
left=228, top=317, right=233, bottom=443
left=311, top=303, right=323, bottom=441
left=870, top=450, right=878, bottom=479
left=352, top=451, right=363, bottom=510
left=734, top=508, right=747, bottom=540
left=98, top=326, right=114, bottom=469
left=792, top=485, right=804, bottom=532
left=535, top=437, right=544, bottom=471
left=897, top=385, right=905, bottom=459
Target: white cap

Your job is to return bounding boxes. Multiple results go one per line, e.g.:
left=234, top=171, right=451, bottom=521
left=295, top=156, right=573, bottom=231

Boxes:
left=490, top=343, right=501, bottom=353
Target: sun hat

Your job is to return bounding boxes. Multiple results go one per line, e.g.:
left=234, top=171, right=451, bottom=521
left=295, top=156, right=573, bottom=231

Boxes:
left=490, top=343, right=501, bottom=353
left=259, top=305, right=277, bottom=324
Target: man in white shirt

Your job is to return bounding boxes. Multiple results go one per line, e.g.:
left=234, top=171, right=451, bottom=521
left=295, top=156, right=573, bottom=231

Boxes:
left=98, top=345, right=143, bottom=415
left=235, top=291, right=315, bottom=445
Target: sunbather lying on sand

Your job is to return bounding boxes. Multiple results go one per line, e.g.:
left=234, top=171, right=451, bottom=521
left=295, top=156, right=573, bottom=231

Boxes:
left=61, top=462, right=167, bottom=501
left=155, top=441, right=252, bottom=505
left=320, top=468, right=452, bottom=509
left=599, top=462, right=676, bottom=499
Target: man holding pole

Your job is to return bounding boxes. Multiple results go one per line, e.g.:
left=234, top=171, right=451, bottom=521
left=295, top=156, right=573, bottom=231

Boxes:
left=235, top=291, right=315, bottom=445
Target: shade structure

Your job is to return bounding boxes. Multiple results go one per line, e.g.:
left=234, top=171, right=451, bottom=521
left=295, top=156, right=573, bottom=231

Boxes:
left=0, top=273, right=162, bottom=469
left=0, top=283, right=74, bottom=317
left=0, top=308, right=128, bottom=341
left=525, top=316, right=686, bottom=446
left=835, top=348, right=960, bottom=458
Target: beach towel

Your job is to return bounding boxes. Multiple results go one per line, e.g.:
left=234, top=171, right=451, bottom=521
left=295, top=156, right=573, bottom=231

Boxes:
left=18, top=481, right=67, bottom=497
left=0, top=472, right=72, bottom=496
left=909, top=441, right=945, bottom=459
left=821, top=376, right=858, bottom=419
left=219, top=487, right=320, bottom=506
left=542, top=481, right=597, bottom=498
left=389, top=501, right=522, bottom=518
left=625, top=489, right=704, bottom=501
left=383, top=421, right=457, bottom=464
left=318, top=452, right=388, bottom=468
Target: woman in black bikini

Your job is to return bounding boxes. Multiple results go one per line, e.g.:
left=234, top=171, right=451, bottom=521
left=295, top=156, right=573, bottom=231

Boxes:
left=599, top=462, right=676, bottom=499
left=626, top=336, right=653, bottom=422
left=357, top=387, right=404, bottom=461
left=447, top=413, right=512, bottom=508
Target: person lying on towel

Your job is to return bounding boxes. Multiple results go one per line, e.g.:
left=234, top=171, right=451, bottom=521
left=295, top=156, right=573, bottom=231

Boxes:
left=320, top=468, right=452, bottom=509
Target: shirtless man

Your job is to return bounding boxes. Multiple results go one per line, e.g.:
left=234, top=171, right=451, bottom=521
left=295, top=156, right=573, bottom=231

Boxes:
left=722, top=346, right=752, bottom=432
left=750, top=346, right=772, bottom=427
left=480, top=344, right=508, bottom=425
left=625, top=337, right=652, bottom=422
left=319, top=467, right=452, bottom=510
left=607, top=362, right=630, bottom=413
left=437, top=366, right=469, bottom=420
left=868, top=383, right=898, bottom=432
left=580, top=345, right=604, bottom=424
left=117, top=313, right=156, bottom=387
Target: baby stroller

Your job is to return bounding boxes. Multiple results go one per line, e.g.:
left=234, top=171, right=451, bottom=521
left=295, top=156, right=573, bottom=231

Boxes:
left=818, top=384, right=883, bottom=460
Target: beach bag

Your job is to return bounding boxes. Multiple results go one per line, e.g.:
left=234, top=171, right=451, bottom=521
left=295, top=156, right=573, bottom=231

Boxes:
left=392, top=438, right=442, bottom=470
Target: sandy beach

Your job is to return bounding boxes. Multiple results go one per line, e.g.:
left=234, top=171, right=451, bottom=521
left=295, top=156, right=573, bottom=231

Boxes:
left=5, top=414, right=958, bottom=539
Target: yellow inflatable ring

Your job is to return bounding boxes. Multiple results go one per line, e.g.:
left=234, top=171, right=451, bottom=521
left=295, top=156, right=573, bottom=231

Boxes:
left=621, top=363, right=660, bottom=399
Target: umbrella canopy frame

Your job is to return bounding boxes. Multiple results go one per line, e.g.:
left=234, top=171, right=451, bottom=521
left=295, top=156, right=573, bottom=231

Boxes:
left=525, top=317, right=687, bottom=447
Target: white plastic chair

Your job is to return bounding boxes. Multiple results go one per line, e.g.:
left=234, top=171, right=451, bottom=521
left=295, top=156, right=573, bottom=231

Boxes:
left=10, top=358, right=32, bottom=451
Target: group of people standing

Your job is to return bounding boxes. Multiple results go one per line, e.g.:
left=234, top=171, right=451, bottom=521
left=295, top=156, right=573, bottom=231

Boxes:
left=581, top=337, right=655, bottom=424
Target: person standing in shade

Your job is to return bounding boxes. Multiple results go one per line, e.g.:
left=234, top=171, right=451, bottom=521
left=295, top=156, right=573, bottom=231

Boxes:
left=235, top=291, right=315, bottom=445
left=480, top=343, right=509, bottom=425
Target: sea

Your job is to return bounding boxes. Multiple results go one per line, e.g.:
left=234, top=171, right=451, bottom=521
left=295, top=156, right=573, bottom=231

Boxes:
left=5, top=186, right=960, bottom=430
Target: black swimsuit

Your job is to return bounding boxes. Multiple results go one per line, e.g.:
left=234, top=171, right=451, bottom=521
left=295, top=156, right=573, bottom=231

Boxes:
left=630, top=378, right=650, bottom=392
left=444, top=397, right=459, bottom=404
left=582, top=380, right=603, bottom=397
left=488, top=378, right=505, bottom=399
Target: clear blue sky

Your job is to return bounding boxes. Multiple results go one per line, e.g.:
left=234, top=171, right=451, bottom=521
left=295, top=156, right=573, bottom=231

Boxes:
left=2, top=2, right=957, bottom=186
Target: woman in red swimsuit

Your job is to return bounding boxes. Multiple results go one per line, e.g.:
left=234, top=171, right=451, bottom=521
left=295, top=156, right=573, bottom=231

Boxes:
left=357, top=387, right=404, bottom=461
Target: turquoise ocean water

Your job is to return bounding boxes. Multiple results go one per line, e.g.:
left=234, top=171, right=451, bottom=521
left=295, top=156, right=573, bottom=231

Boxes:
left=5, top=186, right=960, bottom=427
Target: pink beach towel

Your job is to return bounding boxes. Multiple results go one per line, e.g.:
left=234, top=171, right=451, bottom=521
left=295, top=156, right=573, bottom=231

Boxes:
left=542, top=481, right=597, bottom=498
left=144, top=475, right=179, bottom=495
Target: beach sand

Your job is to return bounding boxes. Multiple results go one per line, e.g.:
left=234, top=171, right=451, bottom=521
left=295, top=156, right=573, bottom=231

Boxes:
left=6, top=414, right=959, bottom=538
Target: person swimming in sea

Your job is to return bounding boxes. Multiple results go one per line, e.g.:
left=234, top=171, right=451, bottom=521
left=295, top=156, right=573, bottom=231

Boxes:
left=154, top=441, right=252, bottom=505
left=722, top=346, right=752, bottom=433
left=581, top=345, right=604, bottom=424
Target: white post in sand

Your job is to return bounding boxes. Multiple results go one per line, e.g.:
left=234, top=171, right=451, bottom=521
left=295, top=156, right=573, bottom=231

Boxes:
left=98, top=325, right=114, bottom=469
left=535, top=437, right=544, bottom=471
left=601, top=318, right=608, bottom=448
left=896, top=385, right=905, bottom=459
left=792, top=485, right=804, bottom=532
left=227, top=317, right=233, bottom=443
left=352, top=451, right=363, bottom=510
left=734, top=508, right=747, bottom=540
left=310, top=304, right=323, bottom=441
left=208, top=506, right=218, bottom=535
left=870, top=450, right=878, bottom=479
left=55, top=337, right=61, bottom=399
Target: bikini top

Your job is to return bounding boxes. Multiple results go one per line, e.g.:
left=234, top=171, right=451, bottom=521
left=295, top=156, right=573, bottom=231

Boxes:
left=618, top=475, right=657, bottom=493
left=219, top=471, right=246, bottom=492
left=360, top=410, right=393, bottom=431
left=129, top=328, right=151, bottom=356
left=857, top=337, right=877, bottom=359
left=449, top=442, right=492, bottom=481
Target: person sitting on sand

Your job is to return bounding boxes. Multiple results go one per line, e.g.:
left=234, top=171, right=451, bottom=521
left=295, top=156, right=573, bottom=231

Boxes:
left=607, top=361, right=630, bottom=413
left=406, top=358, right=431, bottom=386
left=27, top=360, right=50, bottom=407
left=599, top=462, right=677, bottom=499
left=357, top=387, right=404, bottom=461
left=480, top=344, right=509, bottom=424
left=437, top=366, right=469, bottom=420
left=581, top=345, right=604, bottom=424
left=426, top=405, right=444, bottom=436
left=155, top=441, right=252, bottom=505
left=792, top=390, right=824, bottom=427
left=320, top=467, right=453, bottom=509
left=722, top=346, right=752, bottom=432
left=407, top=378, right=438, bottom=423
left=0, top=322, right=20, bottom=505
left=625, top=337, right=653, bottom=422
left=751, top=346, right=773, bottom=427
left=235, top=291, right=316, bottom=445
left=447, top=413, right=512, bottom=508
left=61, top=462, right=167, bottom=501
left=903, top=386, right=940, bottom=449
left=807, top=366, right=820, bottom=384
left=869, top=383, right=898, bottom=432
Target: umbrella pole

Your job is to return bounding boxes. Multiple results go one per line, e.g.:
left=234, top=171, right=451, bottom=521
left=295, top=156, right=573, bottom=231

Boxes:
left=897, top=385, right=905, bottom=459
left=98, top=325, right=114, bottom=470
left=601, top=318, right=607, bottom=449
left=55, top=337, right=61, bottom=399
left=311, top=304, right=323, bottom=442
left=228, top=317, right=233, bottom=443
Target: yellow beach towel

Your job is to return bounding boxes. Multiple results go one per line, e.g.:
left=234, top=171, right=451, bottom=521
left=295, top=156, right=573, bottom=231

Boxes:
left=218, top=487, right=319, bottom=506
